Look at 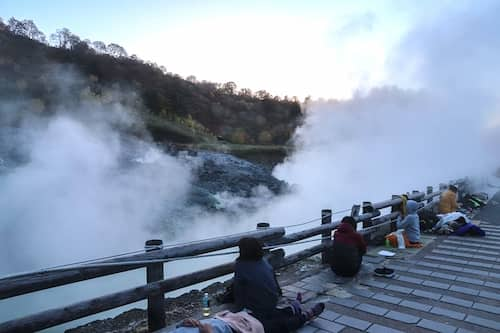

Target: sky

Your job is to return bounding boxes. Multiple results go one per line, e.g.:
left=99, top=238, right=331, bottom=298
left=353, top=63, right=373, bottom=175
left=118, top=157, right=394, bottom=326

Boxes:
left=0, top=0, right=457, bottom=99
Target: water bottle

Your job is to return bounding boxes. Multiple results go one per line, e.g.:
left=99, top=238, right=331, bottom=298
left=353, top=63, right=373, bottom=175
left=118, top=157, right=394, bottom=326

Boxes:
left=202, top=292, right=210, bottom=317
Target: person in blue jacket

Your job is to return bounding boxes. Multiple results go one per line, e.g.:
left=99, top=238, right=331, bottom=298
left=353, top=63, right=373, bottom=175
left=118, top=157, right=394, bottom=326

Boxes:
left=233, top=237, right=324, bottom=333
left=397, top=200, right=422, bottom=244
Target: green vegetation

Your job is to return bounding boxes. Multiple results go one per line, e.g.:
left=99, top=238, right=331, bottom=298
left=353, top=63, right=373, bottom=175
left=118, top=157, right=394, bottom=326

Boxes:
left=0, top=17, right=304, bottom=145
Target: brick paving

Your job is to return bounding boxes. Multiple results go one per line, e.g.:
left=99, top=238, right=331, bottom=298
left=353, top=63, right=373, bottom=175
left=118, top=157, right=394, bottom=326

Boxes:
left=289, top=221, right=500, bottom=332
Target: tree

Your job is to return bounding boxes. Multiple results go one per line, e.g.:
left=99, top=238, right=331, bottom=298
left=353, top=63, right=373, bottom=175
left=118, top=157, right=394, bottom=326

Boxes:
left=256, top=90, right=270, bottom=100
left=7, top=18, right=46, bottom=43
left=50, top=28, right=80, bottom=49
left=221, top=81, right=237, bottom=94
left=107, top=43, right=127, bottom=58
left=230, top=128, right=248, bottom=144
left=239, top=88, right=252, bottom=97
left=258, top=130, right=273, bottom=144
left=0, top=17, right=7, bottom=30
left=91, top=41, right=107, bottom=54
left=186, top=75, right=197, bottom=83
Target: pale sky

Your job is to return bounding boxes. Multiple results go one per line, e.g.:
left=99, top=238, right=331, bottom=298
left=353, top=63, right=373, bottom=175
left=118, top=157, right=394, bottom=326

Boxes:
left=0, top=1, right=454, bottom=99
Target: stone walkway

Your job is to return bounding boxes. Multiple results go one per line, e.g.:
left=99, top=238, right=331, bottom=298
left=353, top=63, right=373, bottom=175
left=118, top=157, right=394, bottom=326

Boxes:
left=287, top=222, right=500, bottom=333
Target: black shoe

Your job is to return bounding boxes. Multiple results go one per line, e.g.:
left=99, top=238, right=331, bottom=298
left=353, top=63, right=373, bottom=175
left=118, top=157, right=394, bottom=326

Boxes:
left=374, top=267, right=395, bottom=278
left=304, top=302, right=325, bottom=321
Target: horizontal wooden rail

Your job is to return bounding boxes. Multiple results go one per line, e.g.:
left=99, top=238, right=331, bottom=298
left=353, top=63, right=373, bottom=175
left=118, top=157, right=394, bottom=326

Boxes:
left=0, top=227, right=285, bottom=300
left=0, top=178, right=467, bottom=332
left=0, top=242, right=323, bottom=332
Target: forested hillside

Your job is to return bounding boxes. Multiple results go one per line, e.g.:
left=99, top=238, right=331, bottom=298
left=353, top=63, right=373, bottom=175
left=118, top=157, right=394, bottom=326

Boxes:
left=0, top=17, right=303, bottom=145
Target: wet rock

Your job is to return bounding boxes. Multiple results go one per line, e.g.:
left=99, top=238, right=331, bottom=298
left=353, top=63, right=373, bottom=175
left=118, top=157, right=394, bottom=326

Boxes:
left=184, top=151, right=288, bottom=210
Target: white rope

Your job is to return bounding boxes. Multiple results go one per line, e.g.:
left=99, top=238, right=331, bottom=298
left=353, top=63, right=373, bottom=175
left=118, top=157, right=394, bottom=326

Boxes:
left=284, top=207, right=352, bottom=228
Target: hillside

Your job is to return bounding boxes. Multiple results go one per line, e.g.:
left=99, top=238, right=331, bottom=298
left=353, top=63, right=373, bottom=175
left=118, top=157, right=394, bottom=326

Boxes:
left=0, top=18, right=303, bottom=146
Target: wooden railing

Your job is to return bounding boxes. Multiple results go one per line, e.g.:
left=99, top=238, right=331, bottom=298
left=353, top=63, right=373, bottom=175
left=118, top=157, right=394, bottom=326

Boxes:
left=0, top=179, right=467, bottom=333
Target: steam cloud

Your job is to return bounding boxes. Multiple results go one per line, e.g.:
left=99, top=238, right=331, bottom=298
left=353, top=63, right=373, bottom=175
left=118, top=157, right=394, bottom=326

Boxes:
left=271, top=1, right=500, bottom=221
left=1, top=1, right=500, bottom=329
left=0, top=80, right=194, bottom=275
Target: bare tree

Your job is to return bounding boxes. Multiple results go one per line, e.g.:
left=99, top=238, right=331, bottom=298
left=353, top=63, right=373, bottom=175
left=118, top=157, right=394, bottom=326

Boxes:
left=50, top=28, right=80, bottom=49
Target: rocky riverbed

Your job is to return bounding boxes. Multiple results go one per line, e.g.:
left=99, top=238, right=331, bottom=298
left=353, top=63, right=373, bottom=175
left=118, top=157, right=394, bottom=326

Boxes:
left=183, top=150, right=288, bottom=210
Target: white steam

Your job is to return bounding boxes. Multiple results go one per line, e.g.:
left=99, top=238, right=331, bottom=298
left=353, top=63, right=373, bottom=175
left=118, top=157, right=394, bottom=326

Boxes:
left=0, top=105, right=191, bottom=275
left=250, top=1, right=500, bottom=228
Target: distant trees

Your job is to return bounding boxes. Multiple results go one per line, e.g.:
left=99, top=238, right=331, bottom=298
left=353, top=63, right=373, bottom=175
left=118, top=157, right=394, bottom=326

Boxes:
left=0, top=18, right=5, bottom=30
left=6, top=18, right=46, bottom=43
left=91, top=41, right=107, bottom=53
left=0, top=16, right=304, bottom=145
left=50, top=28, right=80, bottom=49
left=107, top=43, right=127, bottom=58
left=221, top=81, right=237, bottom=94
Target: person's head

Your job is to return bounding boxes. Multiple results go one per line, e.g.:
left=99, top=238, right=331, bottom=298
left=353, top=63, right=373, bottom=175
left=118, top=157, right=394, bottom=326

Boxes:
left=406, top=200, right=419, bottom=214
left=449, top=185, right=458, bottom=193
left=341, top=216, right=357, bottom=229
left=237, top=237, right=264, bottom=261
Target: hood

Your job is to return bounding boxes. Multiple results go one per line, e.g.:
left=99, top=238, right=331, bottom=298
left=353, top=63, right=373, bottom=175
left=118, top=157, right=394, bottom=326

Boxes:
left=337, top=222, right=356, bottom=233
left=406, top=200, right=419, bottom=214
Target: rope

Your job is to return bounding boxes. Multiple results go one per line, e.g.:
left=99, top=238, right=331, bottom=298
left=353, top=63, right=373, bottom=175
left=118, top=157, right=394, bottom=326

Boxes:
left=39, top=209, right=352, bottom=271
left=283, top=207, right=352, bottom=228
left=35, top=228, right=282, bottom=272
left=32, top=237, right=334, bottom=272
left=43, top=248, right=149, bottom=271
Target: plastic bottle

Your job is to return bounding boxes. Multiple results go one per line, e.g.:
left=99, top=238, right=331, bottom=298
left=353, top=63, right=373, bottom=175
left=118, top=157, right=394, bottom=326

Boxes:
left=385, top=238, right=390, bottom=247
left=202, top=292, right=211, bottom=317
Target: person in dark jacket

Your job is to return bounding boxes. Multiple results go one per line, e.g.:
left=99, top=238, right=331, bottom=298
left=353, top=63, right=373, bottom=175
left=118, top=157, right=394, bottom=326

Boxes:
left=233, top=237, right=281, bottom=314
left=329, top=216, right=367, bottom=277
left=233, top=237, right=324, bottom=333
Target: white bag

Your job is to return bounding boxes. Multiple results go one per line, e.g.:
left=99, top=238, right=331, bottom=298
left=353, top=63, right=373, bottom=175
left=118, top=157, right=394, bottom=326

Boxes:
left=396, top=230, right=406, bottom=249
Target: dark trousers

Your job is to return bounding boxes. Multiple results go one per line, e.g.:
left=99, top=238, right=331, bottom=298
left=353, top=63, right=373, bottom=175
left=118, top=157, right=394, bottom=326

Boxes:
left=254, top=308, right=306, bottom=333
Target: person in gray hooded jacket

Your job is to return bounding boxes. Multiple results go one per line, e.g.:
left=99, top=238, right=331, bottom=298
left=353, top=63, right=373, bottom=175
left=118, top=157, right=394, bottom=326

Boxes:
left=397, top=200, right=421, bottom=244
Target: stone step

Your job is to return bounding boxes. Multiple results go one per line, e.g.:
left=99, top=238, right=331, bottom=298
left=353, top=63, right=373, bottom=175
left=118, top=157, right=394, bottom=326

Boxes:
left=430, top=249, right=499, bottom=263
left=421, top=255, right=500, bottom=278
left=447, top=236, right=500, bottom=246
left=442, top=239, right=500, bottom=251
left=436, top=244, right=500, bottom=256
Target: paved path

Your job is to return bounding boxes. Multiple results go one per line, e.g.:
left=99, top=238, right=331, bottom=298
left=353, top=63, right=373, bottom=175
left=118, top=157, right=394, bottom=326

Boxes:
left=287, top=221, right=500, bottom=333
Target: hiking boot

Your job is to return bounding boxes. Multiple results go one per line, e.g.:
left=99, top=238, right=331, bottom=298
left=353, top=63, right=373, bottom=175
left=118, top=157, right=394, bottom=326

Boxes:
left=374, top=267, right=395, bottom=278
left=304, top=302, right=325, bottom=321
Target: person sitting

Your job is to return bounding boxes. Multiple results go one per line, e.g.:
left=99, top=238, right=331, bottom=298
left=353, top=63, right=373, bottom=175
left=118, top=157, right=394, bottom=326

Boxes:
left=397, top=200, right=422, bottom=245
left=233, top=237, right=324, bottom=333
left=439, top=185, right=459, bottom=214
left=329, top=216, right=367, bottom=278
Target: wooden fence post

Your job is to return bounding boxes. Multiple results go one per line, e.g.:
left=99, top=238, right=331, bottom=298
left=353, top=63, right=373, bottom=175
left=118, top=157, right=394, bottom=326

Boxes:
left=350, top=205, right=360, bottom=218
left=362, top=201, right=374, bottom=228
left=145, top=239, right=165, bottom=332
left=321, top=209, right=332, bottom=264
left=427, top=186, right=433, bottom=204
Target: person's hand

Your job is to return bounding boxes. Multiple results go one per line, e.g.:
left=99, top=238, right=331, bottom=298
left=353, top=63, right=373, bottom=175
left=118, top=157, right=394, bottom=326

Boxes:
left=181, top=318, right=202, bottom=327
